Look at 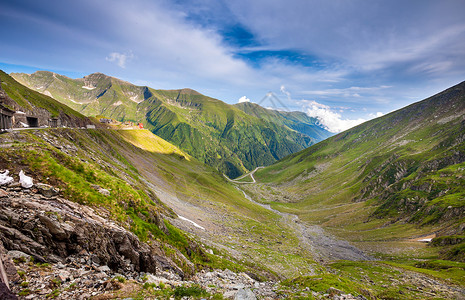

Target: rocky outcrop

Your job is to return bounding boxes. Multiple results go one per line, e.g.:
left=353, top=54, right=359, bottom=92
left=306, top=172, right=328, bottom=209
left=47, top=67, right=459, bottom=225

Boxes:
left=0, top=187, right=183, bottom=277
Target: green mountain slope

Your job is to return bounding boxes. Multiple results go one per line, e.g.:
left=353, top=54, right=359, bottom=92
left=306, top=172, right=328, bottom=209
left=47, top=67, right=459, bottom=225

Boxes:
left=235, top=101, right=333, bottom=141
left=11, top=71, right=147, bottom=121
left=12, top=71, right=316, bottom=178
left=252, top=80, right=465, bottom=260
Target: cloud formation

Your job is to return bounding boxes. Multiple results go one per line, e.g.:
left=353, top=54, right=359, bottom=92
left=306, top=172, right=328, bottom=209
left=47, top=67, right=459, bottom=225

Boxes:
left=1, top=0, right=464, bottom=120
left=300, top=100, right=366, bottom=133
left=106, top=52, right=133, bottom=68
left=238, top=96, right=250, bottom=103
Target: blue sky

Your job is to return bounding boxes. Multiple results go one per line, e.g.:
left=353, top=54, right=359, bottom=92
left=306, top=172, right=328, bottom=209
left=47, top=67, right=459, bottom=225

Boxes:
left=1, top=0, right=465, bottom=132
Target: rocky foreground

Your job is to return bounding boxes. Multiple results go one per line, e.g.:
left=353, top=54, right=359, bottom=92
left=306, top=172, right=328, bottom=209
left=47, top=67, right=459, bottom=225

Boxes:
left=0, top=183, right=368, bottom=299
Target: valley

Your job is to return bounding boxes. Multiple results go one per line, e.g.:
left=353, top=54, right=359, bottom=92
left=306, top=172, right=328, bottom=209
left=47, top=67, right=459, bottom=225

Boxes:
left=1, top=70, right=465, bottom=299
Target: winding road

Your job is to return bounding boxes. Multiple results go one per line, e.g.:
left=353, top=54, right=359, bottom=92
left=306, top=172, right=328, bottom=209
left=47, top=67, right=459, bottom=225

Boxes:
left=223, top=167, right=264, bottom=184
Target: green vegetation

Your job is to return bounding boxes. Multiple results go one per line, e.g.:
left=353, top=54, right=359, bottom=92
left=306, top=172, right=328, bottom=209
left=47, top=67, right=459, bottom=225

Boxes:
left=11, top=71, right=330, bottom=178
left=18, top=289, right=32, bottom=296
left=46, top=289, right=60, bottom=299
left=252, top=81, right=465, bottom=259
left=173, top=285, right=209, bottom=299
left=0, top=70, right=85, bottom=119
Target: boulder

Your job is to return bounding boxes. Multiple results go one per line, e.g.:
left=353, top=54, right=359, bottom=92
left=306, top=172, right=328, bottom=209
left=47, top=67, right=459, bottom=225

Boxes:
left=98, top=188, right=110, bottom=196
left=234, top=288, right=256, bottom=300
left=0, top=192, right=184, bottom=277
left=35, top=183, right=59, bottom=198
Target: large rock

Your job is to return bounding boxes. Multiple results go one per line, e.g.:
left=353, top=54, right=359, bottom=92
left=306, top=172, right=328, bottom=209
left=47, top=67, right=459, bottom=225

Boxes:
left=35, top=183, right=59, bottom=198
left=234, top=288, right=256, bottom=300
left=0, top=282, right=17, bottom=300
left=0, top=191, right=185, bottom=277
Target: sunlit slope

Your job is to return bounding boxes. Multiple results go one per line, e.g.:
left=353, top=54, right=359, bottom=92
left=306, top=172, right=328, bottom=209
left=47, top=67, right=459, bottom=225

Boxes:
left=117, top=129, right=190, bottom=159
left=254, top=81, right=465, bottom=245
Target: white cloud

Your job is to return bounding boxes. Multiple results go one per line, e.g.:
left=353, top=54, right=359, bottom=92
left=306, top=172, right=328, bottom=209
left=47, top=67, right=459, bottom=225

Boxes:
left=106, top=51, right=134, bottom=68
left=280, top=85, right=291, bottom=101
left=300, top=100, right=366, bottom=133
left=369, top=112, right=384, bottom=118
left=238, top=96, right=250, bottom=103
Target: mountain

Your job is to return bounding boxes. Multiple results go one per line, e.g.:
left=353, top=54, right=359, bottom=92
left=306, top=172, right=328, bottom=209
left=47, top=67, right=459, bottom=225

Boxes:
left=11, top=71, right=325, bottom=178
left=235, top=101, right=333, bottom=141
left=252, top=80, right=465, bottom=261
left=0, top=70, right=90, bottom=128
left=2, top=70, right=465, bottom=298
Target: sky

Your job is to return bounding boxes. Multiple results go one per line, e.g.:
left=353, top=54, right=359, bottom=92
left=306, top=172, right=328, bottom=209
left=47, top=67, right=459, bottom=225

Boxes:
left=1, top=0, right=465, bottom=132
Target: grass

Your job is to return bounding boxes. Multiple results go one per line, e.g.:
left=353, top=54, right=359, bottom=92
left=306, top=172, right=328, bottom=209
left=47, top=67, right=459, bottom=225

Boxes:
left=1, top=128, right=317, bottom=279
left=328, top=260, right=465, bottom=299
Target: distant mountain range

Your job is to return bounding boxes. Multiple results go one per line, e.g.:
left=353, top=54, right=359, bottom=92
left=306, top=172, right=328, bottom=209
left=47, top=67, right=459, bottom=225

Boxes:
left=12, top=71, right=331, bottom=177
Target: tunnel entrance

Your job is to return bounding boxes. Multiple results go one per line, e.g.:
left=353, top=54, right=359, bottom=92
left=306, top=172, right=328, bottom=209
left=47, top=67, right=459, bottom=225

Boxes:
left=26, top=116, right=39, bottom=128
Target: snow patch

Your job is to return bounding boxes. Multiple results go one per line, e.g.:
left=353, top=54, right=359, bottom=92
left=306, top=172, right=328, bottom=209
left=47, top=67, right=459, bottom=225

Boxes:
left=82, top=86, right=96, bottom=90
left=418, top=238, right=433, bottom=242
left=178, top=216, right=205, bottom=230
left=0, top=170, right=14, bottom=186
left=19, top=170, right=33, bottom=188
left=112, top=101, right=123, bottom=106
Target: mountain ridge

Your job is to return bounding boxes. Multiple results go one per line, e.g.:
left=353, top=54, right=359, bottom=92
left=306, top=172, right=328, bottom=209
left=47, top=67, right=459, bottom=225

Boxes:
left=12, top=70, right=331, bottom=177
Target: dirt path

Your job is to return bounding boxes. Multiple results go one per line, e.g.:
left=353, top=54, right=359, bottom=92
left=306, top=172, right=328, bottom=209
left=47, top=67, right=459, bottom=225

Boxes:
left=238, top=188, right=372, bottom=262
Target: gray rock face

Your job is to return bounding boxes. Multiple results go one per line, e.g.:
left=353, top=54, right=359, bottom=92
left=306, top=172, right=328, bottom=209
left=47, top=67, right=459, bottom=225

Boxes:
left=0, top=188, right=183, bottom=277
left=234, top=288, right=256, bottom=300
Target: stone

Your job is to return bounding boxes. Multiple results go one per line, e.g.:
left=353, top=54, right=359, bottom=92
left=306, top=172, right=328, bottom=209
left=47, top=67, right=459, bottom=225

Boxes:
left=0, top=282, right=18, bottom=300
left=7, top=250, right=31, bottom=262
left=1, top=254, right=20, bottom=282
left=98, top=265, right=111, bottom=273
left=57, top=270, right=71, bottom=282
left=234, top=288, right=256, bottom=300
left=0, top=189, right=8, bottom=198
left=98, top=188, right=110, bottom=196
left=35, top=183, right=59, bottom=198
left=327, top=287, right=343, bottom=296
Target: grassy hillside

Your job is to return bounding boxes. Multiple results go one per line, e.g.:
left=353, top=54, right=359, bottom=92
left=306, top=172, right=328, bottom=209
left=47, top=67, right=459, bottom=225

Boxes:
left=0, top=70, right=86, bottom=120
left=12, top=71, right=315, bottom=178
left=251, top=81, right=465, bottom=261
